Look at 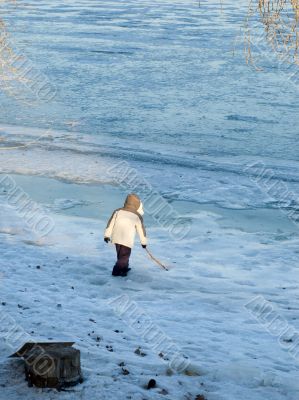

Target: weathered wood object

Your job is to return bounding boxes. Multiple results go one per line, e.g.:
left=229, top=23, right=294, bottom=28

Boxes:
left=10, top=342, right=83, bottom=389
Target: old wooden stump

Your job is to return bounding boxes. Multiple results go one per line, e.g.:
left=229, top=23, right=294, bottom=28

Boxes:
left=11, top=342, right=83, bottom=389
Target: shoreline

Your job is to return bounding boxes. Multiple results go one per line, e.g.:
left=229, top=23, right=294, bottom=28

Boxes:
left=1, top=173, right=297, bottom=237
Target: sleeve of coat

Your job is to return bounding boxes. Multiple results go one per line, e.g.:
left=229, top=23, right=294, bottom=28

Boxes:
left=104, top=210, right=117, bottom=238
left=136, top=216, right=147, bottom=246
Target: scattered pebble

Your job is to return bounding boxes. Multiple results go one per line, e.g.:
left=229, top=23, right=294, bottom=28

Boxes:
left=134, top=347, right=146, bottom=357
left=122, top=368, right=130, bottom=375
left=147, top=379, right=156, bottom=390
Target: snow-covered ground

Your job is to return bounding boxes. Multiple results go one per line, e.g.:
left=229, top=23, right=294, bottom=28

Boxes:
left=0, top=179, right=299, bottom=400
left=0, top=0, right=299, bottom=398
left=0, top=129, right=299, bottom=399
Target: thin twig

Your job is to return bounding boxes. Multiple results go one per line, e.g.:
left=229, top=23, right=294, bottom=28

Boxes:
left=145, top=248, right=169, bottom=271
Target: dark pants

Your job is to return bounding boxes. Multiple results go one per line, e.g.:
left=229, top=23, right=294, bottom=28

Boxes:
left=112, top=244, right=131, bottom=276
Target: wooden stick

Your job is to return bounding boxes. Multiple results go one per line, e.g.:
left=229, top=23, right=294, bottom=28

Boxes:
left=145, top=248, right=169, bottom=271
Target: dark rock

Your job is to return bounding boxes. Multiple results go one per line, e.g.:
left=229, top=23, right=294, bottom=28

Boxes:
left=134, top=347, right=146, bottom=357
left=283, top=338, right=293, bottom=343
left=122, top=368, right=130, bottom=375
left=147, top=379, right=156, bottom=390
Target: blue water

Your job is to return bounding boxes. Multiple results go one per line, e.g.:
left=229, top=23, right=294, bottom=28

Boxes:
left=1, top=0, right=298, bottom=160
left=0, top=0, right=298, bottom=221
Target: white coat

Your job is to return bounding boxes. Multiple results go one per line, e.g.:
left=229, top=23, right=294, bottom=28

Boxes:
left=104, top=203, right=147, bottom=249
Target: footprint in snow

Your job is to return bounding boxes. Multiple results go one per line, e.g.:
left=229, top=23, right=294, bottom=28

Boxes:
left=89, top=277, right=109, bottom=286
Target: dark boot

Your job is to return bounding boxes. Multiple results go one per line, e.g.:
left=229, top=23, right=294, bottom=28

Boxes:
left=112, top=265, right=122, bottom=276
left=120, top=267, right=131, bottom=277
left=112, top=244, right=132, bottom=277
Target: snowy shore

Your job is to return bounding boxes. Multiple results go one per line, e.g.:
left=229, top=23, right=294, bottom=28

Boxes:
left=0, top=126, right=299, bottom=399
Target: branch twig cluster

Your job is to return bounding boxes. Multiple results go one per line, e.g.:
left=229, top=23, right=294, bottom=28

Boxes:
left=0, top=1, right=22, bottom=95
left=245, top=0, right=299, bottom=68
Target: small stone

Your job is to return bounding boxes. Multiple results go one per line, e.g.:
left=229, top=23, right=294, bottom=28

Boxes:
left=36, top=266, right=41, bottom=269
left=135, top=347, right=146, bottom=357
left=1, top=302, right=6, bottom=306
left=122, top=368, right=130, bottom=375
left=147, top=379, right=156, bottom=390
